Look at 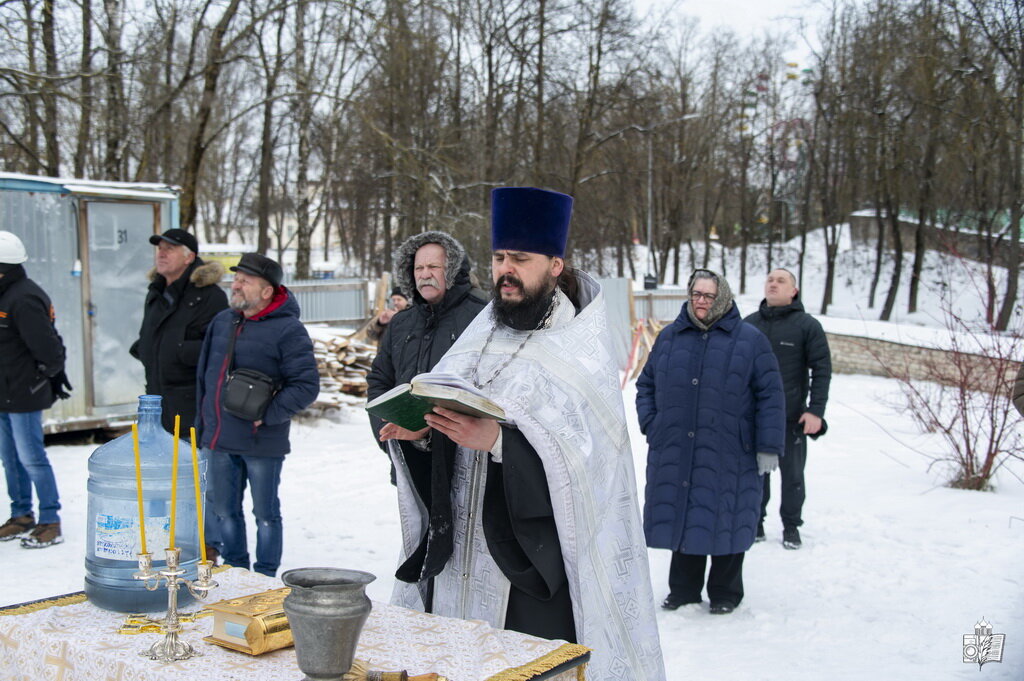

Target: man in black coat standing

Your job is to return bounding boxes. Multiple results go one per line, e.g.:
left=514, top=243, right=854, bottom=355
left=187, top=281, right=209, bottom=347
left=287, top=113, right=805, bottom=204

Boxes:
left=745, top=268, right=832, bottom=549
left=367, top=231, right=487, bottom=485
left=0, top=231, right=69, bottom=548
left=130, top=229, right=227, bottom=435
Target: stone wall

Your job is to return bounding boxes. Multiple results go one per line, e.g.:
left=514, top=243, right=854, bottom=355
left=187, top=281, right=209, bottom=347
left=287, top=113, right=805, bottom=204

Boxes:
left=827, top=332, right=1017, bottom=393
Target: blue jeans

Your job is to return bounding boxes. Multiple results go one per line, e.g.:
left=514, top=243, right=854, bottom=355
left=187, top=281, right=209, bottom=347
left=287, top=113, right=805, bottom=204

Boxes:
left=0, top=411, right=61, bottom=524
left=207, top=450, right=283, bottom=577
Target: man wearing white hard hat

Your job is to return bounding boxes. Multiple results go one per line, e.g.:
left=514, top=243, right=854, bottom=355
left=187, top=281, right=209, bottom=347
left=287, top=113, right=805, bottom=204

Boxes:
left=0, top=231, right=70, bottom=548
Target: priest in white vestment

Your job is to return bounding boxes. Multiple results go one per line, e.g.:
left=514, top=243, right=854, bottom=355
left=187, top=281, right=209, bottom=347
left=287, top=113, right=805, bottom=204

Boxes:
left=380, top=187, right=665, bottom=681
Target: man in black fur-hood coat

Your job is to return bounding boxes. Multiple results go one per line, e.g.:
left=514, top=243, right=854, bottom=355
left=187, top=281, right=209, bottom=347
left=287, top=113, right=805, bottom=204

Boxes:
left=131, top=233, right=228, bottom=435
left=366, top=231, right=487, bottom=477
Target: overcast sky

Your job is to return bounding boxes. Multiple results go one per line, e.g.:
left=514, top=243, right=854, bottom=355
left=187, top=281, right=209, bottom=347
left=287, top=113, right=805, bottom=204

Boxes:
left=637, top=0, right=826, bottom=62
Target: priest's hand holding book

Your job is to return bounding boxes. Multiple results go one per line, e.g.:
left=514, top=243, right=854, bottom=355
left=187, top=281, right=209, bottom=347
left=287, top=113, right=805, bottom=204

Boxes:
left=367, top=371, right=506, bottom=451
left=378, top=423, right=430, bottom=442
left=424, top=407, right=500, bottom=451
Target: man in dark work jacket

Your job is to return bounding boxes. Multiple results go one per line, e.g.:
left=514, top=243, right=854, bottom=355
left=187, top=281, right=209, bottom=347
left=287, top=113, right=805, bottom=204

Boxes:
left=367, top=231, right=486, bottom=487
left=0, top=231, right=70, bottom=548
left=384, top=189, right=665, bottom=681
left=745, top=268, right=832, bottom=550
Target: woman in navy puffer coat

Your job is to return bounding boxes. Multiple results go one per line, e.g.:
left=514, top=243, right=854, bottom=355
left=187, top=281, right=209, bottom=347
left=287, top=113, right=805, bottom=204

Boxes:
left=636, top=269, right=784, bottom=614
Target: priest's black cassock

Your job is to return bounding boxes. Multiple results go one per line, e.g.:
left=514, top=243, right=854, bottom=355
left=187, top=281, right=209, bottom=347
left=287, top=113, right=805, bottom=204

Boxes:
left=395, top=426, right=575, bottom=643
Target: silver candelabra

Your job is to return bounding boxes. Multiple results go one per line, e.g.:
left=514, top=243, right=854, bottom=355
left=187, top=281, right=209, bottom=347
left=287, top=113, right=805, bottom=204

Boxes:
left=133, top=548, right=218, bottom=662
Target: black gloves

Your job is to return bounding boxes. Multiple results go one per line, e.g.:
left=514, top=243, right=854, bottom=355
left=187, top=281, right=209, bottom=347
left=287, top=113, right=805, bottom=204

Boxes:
left=49, top=370, right=72, bottom=400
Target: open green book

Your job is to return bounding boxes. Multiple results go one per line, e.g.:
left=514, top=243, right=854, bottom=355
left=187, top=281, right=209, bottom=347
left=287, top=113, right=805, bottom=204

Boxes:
left=365, top=372, right=506, bottom=432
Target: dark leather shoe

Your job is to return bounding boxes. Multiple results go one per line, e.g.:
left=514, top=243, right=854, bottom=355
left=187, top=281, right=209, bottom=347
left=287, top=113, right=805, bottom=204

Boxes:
left=662, top=594, right=701, bottom=610
left=709, top=601, right=736, bottom=614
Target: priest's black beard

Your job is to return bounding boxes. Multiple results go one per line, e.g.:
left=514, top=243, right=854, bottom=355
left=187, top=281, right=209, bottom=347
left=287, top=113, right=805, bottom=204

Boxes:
left=491, top=274, right=557, bottom=331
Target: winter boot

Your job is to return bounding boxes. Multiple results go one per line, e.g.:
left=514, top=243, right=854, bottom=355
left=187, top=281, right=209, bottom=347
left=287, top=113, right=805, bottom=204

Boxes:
left=782, top=527, right=801, bottom=550
left=21, top=522, right=63, bottom=549
left=755, top=522, right=766, bottom=543
left=0, top=514, right=35, bottom=541
left=662, top=593, right=702, bottom=610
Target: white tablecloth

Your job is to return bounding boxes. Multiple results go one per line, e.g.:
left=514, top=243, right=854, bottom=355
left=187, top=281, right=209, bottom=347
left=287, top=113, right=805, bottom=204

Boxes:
left=0, top=568, right=588, bottom=680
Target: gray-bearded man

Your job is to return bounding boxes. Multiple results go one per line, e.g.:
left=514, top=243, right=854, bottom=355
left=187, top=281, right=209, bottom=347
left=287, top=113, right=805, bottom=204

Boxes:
left=383, top=187, right=665, bottom=681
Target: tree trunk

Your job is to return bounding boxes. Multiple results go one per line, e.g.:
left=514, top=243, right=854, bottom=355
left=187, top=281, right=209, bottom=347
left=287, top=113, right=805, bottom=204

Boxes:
left=908, top=210, right=926, bottom=314
left=994, top=85, right=1022, bottom=330
left=40, top=0, right=60, bottom=176
left=994, top=203, right=1020, bottom=330
left=73, top=0, right=93, bottom=176
left=179, top=0, right=243, bottom=231
left=879, top=198, right=903, bottom=321
left=868, top=207, right=884, bottom=308
left=102, top=0, right=125, bottom=179
left=821, top=237, right=836, bottom=316
left=532, top=0, right=546, bottom=181
left=294, top=0, right=312, bottom=279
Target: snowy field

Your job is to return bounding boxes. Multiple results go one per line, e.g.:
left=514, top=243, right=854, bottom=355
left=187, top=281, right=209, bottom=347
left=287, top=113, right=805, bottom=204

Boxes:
left=2, top=372, right=1022, bottom=680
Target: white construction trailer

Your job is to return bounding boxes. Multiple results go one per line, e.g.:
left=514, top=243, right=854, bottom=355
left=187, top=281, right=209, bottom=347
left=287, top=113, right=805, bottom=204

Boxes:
left=0, top=172, right=180, bottom=433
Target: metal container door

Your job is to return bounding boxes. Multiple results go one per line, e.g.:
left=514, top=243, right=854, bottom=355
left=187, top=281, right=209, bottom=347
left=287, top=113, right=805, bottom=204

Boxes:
left=83, top=201, right=153, bottom=407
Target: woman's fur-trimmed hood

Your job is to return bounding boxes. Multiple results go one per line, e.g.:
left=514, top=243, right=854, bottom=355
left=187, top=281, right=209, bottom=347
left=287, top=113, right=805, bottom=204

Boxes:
left=392, top=231, right=467, bottom=303
left=147, top=258, right=225, bottom=288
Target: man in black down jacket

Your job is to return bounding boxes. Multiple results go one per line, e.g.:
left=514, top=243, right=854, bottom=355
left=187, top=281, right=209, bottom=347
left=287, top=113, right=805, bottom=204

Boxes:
left=130, top=229, right=227, bottom=435
left=745, top=268, right=831, bottom=550
left=367, top=231, right=487, bottom=488
left=0, top=231, right=69, bottom=548
left=196, top=252, right=319, bottom=576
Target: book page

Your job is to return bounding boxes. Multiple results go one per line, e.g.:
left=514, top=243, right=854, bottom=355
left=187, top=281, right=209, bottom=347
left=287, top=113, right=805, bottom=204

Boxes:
left=365, top=382, right=412, bottom=408
left=411, top=371, right=492, bottom=400
left=411, top=383, right=505, bottom=420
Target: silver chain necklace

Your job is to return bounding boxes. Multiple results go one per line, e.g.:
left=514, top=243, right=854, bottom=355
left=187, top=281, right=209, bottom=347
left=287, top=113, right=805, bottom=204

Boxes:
left=471, top=293, right=558, bottom=390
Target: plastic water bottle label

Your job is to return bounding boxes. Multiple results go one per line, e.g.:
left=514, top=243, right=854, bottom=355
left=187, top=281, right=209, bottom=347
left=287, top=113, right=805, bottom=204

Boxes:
left=94, top=513, right=171, bottom=560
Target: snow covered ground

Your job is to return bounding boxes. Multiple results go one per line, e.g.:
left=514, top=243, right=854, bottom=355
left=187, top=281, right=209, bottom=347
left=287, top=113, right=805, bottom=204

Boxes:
left=3, top=371, right=1021, bottom=680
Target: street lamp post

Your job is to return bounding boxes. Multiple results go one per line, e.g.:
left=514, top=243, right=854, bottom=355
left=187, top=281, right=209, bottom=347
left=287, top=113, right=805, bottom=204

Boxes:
left=644, top=134, right=656, bottom=290
left=639, top=112, right=704, bottom=290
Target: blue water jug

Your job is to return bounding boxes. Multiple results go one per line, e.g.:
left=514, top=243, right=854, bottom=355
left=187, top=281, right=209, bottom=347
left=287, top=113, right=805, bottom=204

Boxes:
left=84, top=395, right=204, bottom=612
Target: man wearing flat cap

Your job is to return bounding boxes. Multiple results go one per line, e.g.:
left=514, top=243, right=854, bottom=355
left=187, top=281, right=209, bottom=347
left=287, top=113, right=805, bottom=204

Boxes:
left=131, top=228, right=227, bottom=435
left=195, top=252, right=319, bottom=577
left=385, top=188, right=665, bottom=681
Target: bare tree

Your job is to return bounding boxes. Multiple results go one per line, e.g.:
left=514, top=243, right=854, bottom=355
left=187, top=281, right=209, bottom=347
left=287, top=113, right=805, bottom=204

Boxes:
left=178, top=0, right=244, bottom=231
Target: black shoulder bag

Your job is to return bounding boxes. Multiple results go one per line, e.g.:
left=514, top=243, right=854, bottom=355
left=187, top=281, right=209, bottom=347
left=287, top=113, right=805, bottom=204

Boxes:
left=221, top=317, right=278, bottom=422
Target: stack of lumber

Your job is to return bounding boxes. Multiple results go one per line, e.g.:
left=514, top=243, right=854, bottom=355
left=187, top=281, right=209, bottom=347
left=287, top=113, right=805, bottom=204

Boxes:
left=309, top=329, right=377, bottom=409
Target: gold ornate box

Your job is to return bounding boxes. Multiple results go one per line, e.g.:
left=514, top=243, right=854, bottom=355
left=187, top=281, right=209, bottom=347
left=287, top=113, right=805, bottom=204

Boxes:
left=202, top=587, right=293, bottom=655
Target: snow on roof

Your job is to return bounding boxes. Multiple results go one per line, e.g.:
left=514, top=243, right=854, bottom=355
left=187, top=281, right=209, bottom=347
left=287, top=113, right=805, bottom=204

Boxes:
left=0, top=172, right=179, bottom=201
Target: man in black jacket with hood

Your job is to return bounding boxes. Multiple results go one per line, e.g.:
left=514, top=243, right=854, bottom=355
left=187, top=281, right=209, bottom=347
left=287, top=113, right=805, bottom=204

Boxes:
left=130, top=229, right=227, bottom=435
left=367, top=231, right=487, bottom=487
left=0, top=231, right=69, bottom=548
left=745, top=268, right=831, bottom=549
